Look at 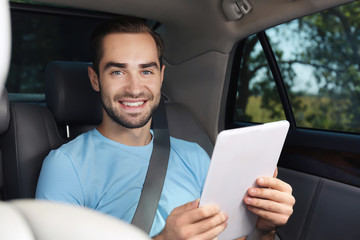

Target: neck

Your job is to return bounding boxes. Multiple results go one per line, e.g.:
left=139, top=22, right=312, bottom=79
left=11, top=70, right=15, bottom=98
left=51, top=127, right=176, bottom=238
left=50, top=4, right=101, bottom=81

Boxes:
left=97, top=113, right=152, bottom=146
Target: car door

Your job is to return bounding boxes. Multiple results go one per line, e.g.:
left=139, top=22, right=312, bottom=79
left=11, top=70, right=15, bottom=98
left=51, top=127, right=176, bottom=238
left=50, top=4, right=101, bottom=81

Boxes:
left=225, top=1, right=360, bottom=239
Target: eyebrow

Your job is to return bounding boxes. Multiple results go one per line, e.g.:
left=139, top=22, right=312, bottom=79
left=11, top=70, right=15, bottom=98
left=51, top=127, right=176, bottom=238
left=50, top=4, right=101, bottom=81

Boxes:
left=140, top=62, right=159, bottom=69
left=103, top=61, right=159, bottom=71
left=104, top=62, right=127, bottom=71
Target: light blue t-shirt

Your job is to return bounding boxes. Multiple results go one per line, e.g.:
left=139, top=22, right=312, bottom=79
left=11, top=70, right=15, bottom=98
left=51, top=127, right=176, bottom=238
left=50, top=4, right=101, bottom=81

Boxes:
left=36, top=129, right=210, bottom=237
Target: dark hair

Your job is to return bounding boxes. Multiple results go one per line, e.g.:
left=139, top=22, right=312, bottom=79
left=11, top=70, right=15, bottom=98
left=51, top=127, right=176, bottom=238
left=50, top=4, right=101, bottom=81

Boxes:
left=90, top=16, right=164, bottom=74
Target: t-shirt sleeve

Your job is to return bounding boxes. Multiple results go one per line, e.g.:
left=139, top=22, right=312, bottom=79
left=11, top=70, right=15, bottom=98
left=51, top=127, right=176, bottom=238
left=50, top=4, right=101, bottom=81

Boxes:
left=35, top=149, right=84, bottom=206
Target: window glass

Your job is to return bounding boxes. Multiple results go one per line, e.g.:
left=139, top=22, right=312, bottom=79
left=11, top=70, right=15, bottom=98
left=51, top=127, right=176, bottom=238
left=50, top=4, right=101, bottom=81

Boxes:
left=266, top=1, right=360, bottom=133
left=7, top=3, right=109, bottom=101
left=233, top=35, right=286, bottom=123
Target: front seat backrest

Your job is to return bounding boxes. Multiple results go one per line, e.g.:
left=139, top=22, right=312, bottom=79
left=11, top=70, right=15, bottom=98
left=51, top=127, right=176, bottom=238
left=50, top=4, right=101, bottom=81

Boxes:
left=0, top=88, right=10, bottom=199
left=0, top=89, right=10, bottom=134
left=0, top=200, right=151, bottom=240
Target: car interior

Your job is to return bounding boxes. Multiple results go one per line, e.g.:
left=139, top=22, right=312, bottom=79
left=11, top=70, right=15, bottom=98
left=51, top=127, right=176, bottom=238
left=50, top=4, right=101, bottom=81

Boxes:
left=1, top=0, right=359, bottom=239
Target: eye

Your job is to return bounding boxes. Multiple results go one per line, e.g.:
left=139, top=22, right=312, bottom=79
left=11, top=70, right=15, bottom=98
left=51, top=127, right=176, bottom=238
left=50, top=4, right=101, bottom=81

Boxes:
left=142, top=70, right=153, bottom=75
left=111, top=70, right=123, bottom=76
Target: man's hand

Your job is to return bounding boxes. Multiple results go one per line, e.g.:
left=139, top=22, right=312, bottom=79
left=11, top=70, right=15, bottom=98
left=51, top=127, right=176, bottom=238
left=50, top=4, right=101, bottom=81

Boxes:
left=244, top=168, right=295, bottom=238
left=153, top=199, right=228, bottom=240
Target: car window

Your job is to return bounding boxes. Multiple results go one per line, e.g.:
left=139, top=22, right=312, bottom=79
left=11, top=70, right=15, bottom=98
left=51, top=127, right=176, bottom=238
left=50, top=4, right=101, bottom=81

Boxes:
left=231, top=1, right=360, bottom=134
left=230, top=35, right=286, bottom=124
left=7, top=1, right=112, bottom=102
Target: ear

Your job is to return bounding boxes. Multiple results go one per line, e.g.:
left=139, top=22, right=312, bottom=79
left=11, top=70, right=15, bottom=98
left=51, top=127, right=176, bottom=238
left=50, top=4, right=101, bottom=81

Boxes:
left=160, top=65, right=165, bottom=84
left=88, top=66, right=100, bottom=92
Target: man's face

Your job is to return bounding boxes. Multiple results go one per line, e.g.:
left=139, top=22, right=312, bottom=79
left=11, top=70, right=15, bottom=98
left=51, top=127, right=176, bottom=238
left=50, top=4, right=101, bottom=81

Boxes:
left=94, top=33, right=164, bottom=129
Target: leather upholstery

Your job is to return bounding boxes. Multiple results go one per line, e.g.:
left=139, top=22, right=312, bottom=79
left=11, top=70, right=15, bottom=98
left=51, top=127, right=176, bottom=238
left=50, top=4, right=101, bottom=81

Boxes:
left=0, top=88, right=10, bottom=200
left=277, top=167, right=360, bottom=240
left=0, top=88, right=9, bottom=134
left=0, top=200, right=150, bottom=240
left=45, top=61, right=102, bottom=125
left=0, top=103, right=63, bottom=199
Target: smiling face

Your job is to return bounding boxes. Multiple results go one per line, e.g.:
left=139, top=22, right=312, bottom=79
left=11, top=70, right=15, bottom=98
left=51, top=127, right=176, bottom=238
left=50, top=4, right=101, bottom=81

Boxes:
left=89, top=32, right=164, bottom=129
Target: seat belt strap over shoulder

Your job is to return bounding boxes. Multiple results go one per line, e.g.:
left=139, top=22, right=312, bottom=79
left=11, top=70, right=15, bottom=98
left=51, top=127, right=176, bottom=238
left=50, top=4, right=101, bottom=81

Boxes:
left=131, top=97, right=170, bottom=234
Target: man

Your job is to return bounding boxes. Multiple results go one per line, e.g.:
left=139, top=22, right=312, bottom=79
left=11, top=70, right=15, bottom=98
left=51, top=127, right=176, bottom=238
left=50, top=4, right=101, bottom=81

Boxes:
left=36, top=17, right=295, bottom=240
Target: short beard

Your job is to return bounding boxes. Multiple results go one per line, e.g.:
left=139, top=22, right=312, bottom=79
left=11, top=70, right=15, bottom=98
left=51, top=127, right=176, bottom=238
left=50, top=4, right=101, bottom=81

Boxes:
left=99, top=84, right=160, bottom=129
left=103, top=99, right=158, bottom=129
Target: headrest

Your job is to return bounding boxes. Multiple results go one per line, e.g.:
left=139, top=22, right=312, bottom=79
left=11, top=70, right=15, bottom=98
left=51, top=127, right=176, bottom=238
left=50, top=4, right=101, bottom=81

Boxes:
left=0, top=200, right=151, bottom=240
left=44, top=61, right=102, bottom=125
left=0, top=88, right=10, bottom=134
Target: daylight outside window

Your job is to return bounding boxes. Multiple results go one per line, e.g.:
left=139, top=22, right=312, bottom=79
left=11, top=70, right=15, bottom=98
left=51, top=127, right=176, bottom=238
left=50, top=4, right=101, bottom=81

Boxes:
left=268, top=1, right=360, bottom=133
left=234, top=1, right=360, bottom=134
left=233, top=35, right=286, bottom=124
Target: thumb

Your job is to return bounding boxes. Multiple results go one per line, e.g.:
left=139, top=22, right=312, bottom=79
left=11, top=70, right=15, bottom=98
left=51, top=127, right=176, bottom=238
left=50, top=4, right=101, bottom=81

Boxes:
left=273, top=167, right=278, bottom=178
left=171, top=199, right=199, bottom=215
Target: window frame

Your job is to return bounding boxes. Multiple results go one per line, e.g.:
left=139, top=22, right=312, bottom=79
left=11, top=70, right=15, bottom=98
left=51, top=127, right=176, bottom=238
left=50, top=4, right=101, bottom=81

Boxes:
left=226, top=31, right=296, bottom=129
left=7, top=2, right=117, bottom=102
left=226, top=16, right=360, bottom=188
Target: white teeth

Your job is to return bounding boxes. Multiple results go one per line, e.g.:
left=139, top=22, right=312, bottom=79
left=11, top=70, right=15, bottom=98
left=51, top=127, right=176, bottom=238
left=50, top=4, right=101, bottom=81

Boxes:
left=122, top=101, right=144, bottom=107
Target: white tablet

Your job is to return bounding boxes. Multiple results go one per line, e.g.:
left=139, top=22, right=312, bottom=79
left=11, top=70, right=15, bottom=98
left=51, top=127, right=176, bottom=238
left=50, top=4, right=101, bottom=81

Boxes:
left=199, top=120, right=290, bottom=240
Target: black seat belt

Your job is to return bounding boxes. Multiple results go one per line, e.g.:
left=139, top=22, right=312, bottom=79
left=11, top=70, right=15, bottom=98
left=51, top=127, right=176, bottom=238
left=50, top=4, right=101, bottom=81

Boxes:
left=131, top=97, right=170, bottom=234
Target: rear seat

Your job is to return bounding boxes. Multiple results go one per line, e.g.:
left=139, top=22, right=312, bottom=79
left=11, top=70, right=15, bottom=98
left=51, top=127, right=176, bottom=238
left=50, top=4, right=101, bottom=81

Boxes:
left=0, top=61, right=213, bottom=200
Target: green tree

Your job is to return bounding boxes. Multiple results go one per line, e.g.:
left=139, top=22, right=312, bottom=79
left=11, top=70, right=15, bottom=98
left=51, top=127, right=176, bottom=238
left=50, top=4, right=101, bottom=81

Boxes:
left=236, top=1, right=360, bottom=132
left=294, top=3, right=360, bottom=131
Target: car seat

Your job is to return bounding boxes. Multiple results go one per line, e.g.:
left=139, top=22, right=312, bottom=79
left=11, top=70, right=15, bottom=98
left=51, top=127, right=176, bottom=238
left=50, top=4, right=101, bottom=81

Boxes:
left=0, top=90, right=63, bottom=199
left=0, top=199, right=151, bottom=240
left=0, top=88, right=10, bottom=200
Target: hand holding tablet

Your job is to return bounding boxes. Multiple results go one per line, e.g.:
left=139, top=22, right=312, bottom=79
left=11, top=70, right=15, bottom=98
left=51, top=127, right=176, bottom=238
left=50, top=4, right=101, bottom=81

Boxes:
left=200, top=120, right=290, bottom=240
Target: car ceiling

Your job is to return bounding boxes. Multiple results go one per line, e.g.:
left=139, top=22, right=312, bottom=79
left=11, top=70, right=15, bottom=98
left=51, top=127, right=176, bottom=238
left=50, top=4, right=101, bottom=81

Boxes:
left=33, top=0, right=353, bottom=64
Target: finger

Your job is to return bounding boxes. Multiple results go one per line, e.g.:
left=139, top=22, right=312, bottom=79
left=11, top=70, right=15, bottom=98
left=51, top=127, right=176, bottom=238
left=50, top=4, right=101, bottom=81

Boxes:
left=185, top=204, right=222, bottom=223
left=171, top=202, right=222, bottom=227
left=256, top=177, right=293, bottom=193
left=244, top=196, right=293, bottom=216
left=190, top=211, right=228, bottom=236
left=172, top=199, right=200, bottom=215
left=273, top=167, right=278, bottom=178
left=247, top=187, right=295, bottom=205
left=188, top=221, right=228, bottom=240
left=246, top=205, right=290, bottom=226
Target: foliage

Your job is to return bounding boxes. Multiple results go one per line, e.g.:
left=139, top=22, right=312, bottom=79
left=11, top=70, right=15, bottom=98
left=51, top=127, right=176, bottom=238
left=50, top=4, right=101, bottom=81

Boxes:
left=294, top=3, right=360, bottom=132
left=235, top=1, right=360, bottom=133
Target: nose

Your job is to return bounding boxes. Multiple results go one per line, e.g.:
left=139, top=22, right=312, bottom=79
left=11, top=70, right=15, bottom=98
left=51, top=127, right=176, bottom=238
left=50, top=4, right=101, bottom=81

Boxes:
left=125, top=73, right=143, bottom=96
